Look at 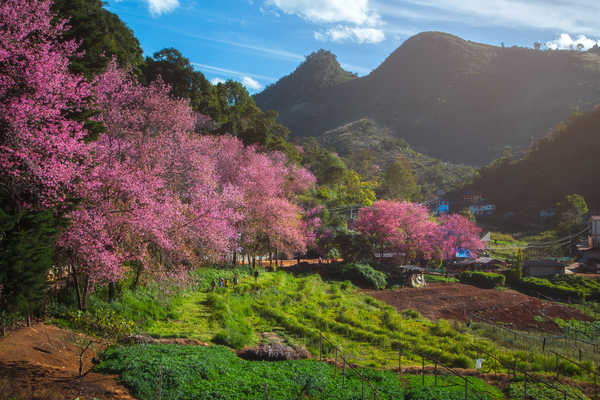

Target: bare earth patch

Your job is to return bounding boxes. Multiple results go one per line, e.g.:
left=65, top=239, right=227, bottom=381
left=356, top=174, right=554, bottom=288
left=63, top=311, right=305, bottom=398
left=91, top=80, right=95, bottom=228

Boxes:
left=0, top=323, right=136, bottom=400
left=364, top=283, right=593, bottom=332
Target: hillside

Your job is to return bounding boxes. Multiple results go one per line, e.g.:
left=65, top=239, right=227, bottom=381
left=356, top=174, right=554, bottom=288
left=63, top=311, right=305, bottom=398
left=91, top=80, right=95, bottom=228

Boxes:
left=255, top=32, right=600, bottom=165
left=457, top=108, right=600, bottom=212
left=317, top=118, right=475, bottom=197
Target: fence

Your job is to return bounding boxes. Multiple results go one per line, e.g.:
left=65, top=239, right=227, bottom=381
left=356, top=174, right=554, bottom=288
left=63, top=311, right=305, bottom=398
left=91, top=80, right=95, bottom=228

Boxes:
left=470, top=313, right=600, bottom=366
left=471, top=344, right=592, bottom=400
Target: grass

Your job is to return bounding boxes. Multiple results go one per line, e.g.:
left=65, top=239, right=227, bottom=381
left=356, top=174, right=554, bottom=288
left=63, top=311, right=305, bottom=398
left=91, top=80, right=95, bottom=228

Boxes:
left=95, top=344, right=503, bottom=400
left=143, top=268, right=591, bottom=380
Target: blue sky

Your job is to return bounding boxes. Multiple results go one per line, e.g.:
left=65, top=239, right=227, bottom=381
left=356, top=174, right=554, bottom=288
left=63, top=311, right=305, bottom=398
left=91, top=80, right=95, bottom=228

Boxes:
left=107, top=0, right=600, bottom=93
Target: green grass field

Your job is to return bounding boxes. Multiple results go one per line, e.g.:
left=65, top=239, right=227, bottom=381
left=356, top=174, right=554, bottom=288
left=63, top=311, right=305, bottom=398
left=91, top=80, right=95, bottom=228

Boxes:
left=96, top=344, right=504, bottom=400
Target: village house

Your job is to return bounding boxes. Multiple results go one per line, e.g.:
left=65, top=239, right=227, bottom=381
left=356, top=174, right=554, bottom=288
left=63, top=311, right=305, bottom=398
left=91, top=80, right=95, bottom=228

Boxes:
left=523, top=259, right=566, bottom=277
left=469, top=203, right=496, bottom=216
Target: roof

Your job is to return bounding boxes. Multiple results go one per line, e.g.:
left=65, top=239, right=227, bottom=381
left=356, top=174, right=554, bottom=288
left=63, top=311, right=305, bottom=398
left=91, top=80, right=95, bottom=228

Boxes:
left=481, top=232, right=491, bottom=242
left=592, top=216, right=600, bottom=221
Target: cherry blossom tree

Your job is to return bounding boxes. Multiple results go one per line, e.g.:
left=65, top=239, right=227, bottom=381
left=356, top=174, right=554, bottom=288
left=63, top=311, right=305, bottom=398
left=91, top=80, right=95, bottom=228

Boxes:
left=437, top=213, right=483, bottom=260
left=0, top=0, right=90, bottom=210
left=354, top=200, right=440, bottom=262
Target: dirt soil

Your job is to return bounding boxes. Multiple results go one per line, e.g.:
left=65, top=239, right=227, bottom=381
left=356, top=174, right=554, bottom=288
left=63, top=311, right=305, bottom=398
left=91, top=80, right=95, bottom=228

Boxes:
left=364, top=283, right=593, bottom=332
left=0, top=323, right=136, bottom=400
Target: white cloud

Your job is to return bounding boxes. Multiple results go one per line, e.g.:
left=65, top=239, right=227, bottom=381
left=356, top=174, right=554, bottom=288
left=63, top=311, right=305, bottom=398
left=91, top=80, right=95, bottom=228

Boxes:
left=210, top=77, right=226, bottom=85
left=545, top=33, right=600, bottom=50
left=315, top=26, right=385, bottom=43
left=146, top=0, right=179, bottom=16
left=241, top=76, right=263, bottom=90
left=265, top=0, right=380, bottom=25
left=373, top=0, right=600, bottom=36
left=192, top=63, right=276, bottom=81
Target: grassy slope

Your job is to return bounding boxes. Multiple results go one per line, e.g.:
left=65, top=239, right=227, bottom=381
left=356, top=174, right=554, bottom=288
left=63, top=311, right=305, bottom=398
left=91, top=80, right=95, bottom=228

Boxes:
left=143, top=269, right=582, bottom=379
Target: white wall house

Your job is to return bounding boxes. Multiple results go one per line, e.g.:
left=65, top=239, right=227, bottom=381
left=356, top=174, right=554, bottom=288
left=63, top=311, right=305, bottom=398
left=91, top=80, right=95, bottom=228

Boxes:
left=469, top=204, right=496, bottom=216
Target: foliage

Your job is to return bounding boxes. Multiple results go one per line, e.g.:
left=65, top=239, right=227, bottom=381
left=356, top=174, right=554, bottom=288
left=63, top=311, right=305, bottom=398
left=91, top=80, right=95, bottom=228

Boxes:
left=338, top=263, right=388, bottom=289
left=457, top=271, right=505, bottom=289
left=95, top=344, right=501, bottom=400
left=424, top=274, right=458, bottom=283
left=0, top=208, right=57, bottom=320
left=516, top=277, right=585, bottom=303
left=554, top=194, right=589, bottom=236
left=508, top=381, right=590, bottom=400
left=460, top=108, right=600, bottom=212
left=0, top=0, right=90, bottom=210
left=353, top=201, right=482, bottom=262
left=61, top=308, right=135, bottom=340
left=379, top=157, right=420, bottom=201
left=145, top=269, right=574, bottom=376
left=52, top=0, right=144, bottom=77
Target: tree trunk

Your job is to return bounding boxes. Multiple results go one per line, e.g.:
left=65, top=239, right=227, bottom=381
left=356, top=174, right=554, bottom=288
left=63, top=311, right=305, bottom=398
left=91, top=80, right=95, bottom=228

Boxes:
left=1, top=321, right=5, bottom=337
left=73, top=270, right=89, bottom=312
left=131, top=262, right=142, bottom=291
left=252, top=255, right=256, bottom=268
left=26, top=313, right=31, bottom=327
left=233, top=251, right=237, bottom=266
left=108, top=282, right=115, bottom=303
left=269, top=251, right=273, bottom=268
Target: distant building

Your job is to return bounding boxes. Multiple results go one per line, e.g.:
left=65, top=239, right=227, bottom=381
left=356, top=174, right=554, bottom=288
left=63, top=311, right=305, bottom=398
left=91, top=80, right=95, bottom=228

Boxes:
left=437, top=201, right=450, bottom=214
left=464, top=192, right=484, bottom=204
left=523, top=260, right=566, bottom=277
left=469, top=204, right=496, bottom=216
left=591, top=216, right=600, bottom=249
left=539, top=208, right=556, bottom=219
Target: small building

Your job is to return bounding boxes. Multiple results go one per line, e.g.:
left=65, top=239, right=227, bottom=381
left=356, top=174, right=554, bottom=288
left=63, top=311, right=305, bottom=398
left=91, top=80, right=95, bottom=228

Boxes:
left=539, top=208, right=556, bottom=219
left=591, top=216, right=600, bottom=248
left=469, top=204, right=496, bottom=216
left=437, top=201, right=450, bottom=215
left=523, top=260, right=566, bottom=277
left=464, top=192, right=484, bottom=204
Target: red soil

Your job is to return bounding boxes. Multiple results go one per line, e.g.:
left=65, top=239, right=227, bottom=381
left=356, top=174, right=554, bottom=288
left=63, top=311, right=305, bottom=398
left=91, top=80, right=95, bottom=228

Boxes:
left=364, top=283, right=593, bottom=332
left=0, top=323, right=136, bottom=400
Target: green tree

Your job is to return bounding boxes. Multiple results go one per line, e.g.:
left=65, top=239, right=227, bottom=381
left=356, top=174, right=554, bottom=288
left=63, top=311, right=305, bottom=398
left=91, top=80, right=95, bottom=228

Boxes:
left=0, top=208, right=58, bottom=330
left=52, top=0, right=144, bottom=77
left=379, top=157, right=419, bottom=201
left=555, top=194, right=588, bottom=236
left=143, top=48, right=218, bottom=114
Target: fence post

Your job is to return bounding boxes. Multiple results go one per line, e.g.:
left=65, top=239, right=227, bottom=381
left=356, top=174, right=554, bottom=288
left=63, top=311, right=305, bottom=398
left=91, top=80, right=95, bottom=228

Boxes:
left=422, top=356, right=425, bottom=386
left=434, top=361, right=438, bottom=386
left=361, top=375, right=365, bottom=400
left=334, top=348, right=338, bottom=379
left=319, top=332, right=322, bottom=361
left=523, top=376, right=527, bottom=400
left=342, top=358, right=346, bottom=389
left=464, top=379, right=468, bottom=400
left=579, top=348, right=582, bottom=362
left=398, top=349, right=402, bottom=377
left=555, top=354, right=559, bottom=380
left=264, top=379, right=269, bottom=400
left=543, top=337, right=546, bottom=352
left=157, top=364, right=162, bottom=400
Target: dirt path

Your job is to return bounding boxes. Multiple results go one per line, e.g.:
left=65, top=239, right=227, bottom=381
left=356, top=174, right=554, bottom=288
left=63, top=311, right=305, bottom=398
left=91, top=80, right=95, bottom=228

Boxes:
left=0, top=323, right=136, bottom=400
left=364, top=283, right=593, bottom=332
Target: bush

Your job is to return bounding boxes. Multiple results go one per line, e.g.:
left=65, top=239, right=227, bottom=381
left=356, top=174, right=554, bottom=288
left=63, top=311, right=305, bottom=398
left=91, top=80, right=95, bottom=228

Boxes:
left=457, top=271, right=505, bottom=289
left=339, top=263, right=387, bottom=289
left=502, top=267, right=522, bottom=286
left=517, top=277, right=584, bottom=303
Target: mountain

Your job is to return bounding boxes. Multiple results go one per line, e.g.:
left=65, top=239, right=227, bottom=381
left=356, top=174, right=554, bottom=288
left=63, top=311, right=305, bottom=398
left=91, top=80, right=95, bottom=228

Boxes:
left=255, top=32, right=600, bottom=165
left=456, top=108, right=600, bottom=212
left=317, top=118, right=475, bottom=198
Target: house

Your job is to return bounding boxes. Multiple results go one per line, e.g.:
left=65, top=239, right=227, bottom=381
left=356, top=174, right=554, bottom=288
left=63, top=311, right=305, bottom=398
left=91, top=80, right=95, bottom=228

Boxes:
left=463, top=192, right=484, bottom=204
left=591, top=216, right=600, bottom=248
left=539, top=208, right=556, bottom=219
left=469, top=204, right=496, bottom=216
left=523, top=260, right=566, bottom=277
left=437, top=201, right=450, bottom=215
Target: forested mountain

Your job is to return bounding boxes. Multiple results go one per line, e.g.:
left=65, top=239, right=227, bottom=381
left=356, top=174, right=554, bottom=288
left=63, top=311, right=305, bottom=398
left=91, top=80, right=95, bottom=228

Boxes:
left=457, top=108, right=600, bottom=211
left=255, top=32, right=600, bottom=165
left=316, top=118, right=475, bottom=199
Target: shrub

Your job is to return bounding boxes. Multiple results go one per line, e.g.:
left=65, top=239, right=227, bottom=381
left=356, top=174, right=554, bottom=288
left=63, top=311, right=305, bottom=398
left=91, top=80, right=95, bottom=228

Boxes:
left=517, top=277, right=584, bottom=303
left=457, top=271, right=505, bottom=289
left=339, top=263, right=387, bottom=289
left=213, top=316, right=253, bottom=349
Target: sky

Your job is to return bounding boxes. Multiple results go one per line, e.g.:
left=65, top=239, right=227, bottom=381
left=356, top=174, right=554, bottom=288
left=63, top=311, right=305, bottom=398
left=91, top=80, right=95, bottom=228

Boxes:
left=107, top=0, right=600, bottom=93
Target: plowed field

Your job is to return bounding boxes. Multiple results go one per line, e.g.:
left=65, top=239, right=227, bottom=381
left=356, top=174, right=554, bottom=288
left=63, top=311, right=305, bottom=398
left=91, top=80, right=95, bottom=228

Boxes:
left=364, top=283, right=593, bottom=332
